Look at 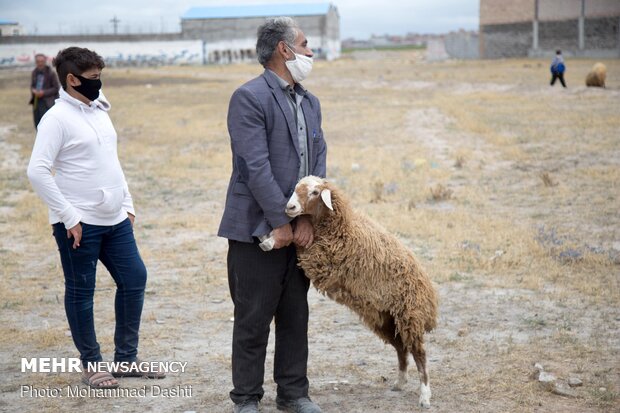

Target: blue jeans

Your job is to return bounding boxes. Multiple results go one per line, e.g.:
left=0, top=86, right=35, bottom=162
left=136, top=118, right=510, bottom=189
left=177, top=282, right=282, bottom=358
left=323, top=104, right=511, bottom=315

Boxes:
left=52, top=218, right=147, bottom=366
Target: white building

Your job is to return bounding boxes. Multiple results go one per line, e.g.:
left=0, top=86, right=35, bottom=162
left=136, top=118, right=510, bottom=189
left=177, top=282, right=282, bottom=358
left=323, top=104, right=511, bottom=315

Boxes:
left=0, top=20, right=23, bottom=37
left=181, top=3, right=340, bottom=63
left=0, top=4, right=342, bottom=67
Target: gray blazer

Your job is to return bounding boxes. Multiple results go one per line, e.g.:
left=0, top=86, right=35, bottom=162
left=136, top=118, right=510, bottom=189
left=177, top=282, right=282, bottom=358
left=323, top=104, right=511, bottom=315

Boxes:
left=218, top=69, right=327, bottom=242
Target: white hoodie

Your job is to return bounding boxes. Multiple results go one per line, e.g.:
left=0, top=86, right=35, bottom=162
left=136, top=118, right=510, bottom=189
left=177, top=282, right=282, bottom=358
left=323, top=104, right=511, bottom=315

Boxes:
left=27, top=88, right=134, bottom=229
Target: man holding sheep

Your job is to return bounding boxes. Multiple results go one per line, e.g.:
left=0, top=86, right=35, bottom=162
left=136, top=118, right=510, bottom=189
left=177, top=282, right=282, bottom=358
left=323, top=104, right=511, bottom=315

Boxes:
left=218, top=17, right=327, bottom=413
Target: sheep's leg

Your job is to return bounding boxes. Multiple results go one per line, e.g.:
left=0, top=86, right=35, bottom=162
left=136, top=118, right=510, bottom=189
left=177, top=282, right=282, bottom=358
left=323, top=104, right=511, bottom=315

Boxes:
left=375, top=313, right=409, bottom=391
left=412, top=340, right=431, bottom=408
left=391, top=341, right=409, bottom=391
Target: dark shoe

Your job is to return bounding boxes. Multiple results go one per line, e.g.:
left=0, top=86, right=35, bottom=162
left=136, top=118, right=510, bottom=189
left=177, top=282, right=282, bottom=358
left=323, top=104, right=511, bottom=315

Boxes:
left=233, top=399, right=259, bottom=413
left=276, top=396, right=321, bottom=413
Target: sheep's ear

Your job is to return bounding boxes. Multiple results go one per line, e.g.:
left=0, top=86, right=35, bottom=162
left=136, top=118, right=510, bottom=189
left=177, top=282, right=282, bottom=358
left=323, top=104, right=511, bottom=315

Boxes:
left=321, top=188, right=333, bottom=211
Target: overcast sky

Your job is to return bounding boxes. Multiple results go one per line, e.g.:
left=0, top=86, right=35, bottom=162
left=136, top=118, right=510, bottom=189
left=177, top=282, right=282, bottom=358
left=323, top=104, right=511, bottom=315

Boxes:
left=0, top=0, right=479, bottom=38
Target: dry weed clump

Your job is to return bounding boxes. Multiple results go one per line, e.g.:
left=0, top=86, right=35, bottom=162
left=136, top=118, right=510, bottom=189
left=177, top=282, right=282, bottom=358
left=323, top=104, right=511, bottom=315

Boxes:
left=370, top=180, right=384, bottom=203
left=429, top=183, right=453, bottom=201
left=539, top=171, right=558, bottom=187
left=407, top=199, right=416, bottom=211
left=454, top=155, right=466, bottom=168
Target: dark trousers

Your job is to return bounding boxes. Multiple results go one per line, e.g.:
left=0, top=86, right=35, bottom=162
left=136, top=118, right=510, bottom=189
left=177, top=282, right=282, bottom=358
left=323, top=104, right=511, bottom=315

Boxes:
left=550, top=72, right=566, bottom=87
left=33, top=100, right=50, bottom=128
left=227, top=240, right=310, bottom=404
left=52, top=218, right=147, bottom=366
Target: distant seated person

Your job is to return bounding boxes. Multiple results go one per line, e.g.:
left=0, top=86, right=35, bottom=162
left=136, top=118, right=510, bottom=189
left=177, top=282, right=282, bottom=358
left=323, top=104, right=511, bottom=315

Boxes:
left=550, top=49, right=566, bottom=88
left=30, top=53, right=60, bottom=128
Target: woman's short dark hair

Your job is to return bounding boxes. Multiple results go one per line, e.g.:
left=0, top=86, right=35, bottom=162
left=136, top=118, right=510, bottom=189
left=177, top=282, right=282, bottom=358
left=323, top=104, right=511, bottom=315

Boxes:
left=53, top=47, right=105, bottom=89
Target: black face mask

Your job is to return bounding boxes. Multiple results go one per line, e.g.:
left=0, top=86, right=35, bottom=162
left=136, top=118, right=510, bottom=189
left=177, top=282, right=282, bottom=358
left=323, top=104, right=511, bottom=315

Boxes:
left=73, top=74, right=101, bottom=102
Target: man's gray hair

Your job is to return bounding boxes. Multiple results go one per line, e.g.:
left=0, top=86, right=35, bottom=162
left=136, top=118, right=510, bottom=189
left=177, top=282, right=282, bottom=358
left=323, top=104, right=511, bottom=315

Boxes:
left=256, top=17, right=299, bottom=67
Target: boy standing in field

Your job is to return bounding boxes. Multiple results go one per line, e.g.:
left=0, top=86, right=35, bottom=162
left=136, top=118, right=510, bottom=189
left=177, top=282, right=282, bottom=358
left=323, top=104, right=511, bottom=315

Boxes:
left=27, top=47, right=162, bottom=388
left=550, top=49, right=567, bottom=88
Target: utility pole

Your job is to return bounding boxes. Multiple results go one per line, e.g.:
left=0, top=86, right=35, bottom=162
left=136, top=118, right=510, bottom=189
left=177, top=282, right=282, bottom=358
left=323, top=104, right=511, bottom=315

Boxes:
left=578, top=0, right=585, bottom=50
left=533, top=0, right=539, bottom=51
left=110, top=16, right=120, bottom=35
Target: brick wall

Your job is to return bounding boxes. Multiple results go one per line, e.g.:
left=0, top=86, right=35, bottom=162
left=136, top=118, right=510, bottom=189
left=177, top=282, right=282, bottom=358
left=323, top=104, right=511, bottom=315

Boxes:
left=480, top=22, right=533, bottom=58
left=585, top=16, right=620, bottom=49
left=479, top=0, right=620, bottom=58
left=539, top=20, right=579, bottom=49
left=538, top=0, right=581, bottom=21
left=586, top=0, right=620, bottom=18
left=480, top=0, right=534, bottom=25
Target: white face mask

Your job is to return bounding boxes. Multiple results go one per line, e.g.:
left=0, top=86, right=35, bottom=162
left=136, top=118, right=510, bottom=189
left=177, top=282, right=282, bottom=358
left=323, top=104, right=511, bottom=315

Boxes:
left=284, top=43, right=313, bottom=83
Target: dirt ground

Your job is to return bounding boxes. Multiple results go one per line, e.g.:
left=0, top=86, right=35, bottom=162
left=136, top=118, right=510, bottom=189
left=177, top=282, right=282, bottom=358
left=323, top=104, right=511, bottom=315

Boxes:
left=0, top=51, right=619, bottom=413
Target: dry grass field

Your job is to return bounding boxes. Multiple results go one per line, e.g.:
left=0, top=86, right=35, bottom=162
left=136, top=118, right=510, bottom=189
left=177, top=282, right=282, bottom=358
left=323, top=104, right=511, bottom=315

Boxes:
left=0, top=51, right=619, bottom=412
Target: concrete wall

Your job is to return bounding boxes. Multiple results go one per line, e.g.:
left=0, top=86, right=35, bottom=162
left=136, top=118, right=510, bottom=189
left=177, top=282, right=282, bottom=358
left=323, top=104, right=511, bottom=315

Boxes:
left=181, top=9, right=340, bottom=61
left=426, top=38, right=449, bottom=61
left=480, top=22, right=533, bottom=58
left=183, top=16, right=273, bottom=41
left=0, top=7, right=341, bottom=66
left=538, top=0, right=620, bottom=20
left=538, top=20, right=580, bottom=50
left=182, top=15, right=326, bottom=41
left=538, top=0, right=582, bottom=21
left=586, top=0, right=620, bottom=17
left=538, top=16, right=619, bottom=50
left=479, top=0, right=620, bottom=58
left=585, top=16, right=619, bottom=49
left=445, top=31, right=479, bottom=59
left=323, top=6, right=340, bottom=60
left=481, top=0, right=620, bottom=24
left=325, top=6, right=339, bottom=40
left=0, top=40, right=203, bottom=67
left=0, top=33, right=182, bottom=44
left=202, top=34, right=330, bottom=64
left=480, top=0, right=534, bottom=25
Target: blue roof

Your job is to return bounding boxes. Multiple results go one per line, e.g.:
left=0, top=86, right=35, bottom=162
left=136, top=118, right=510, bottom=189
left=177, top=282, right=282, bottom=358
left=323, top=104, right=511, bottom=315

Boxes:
left=182, top=3, right=331, bottom=20
left=0, top=19, right=18, bottom=25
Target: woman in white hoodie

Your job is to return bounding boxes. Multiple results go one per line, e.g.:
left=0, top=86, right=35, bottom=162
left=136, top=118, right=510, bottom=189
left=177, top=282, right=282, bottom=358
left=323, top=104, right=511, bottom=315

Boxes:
left=27, top=47, right=161, bottom=389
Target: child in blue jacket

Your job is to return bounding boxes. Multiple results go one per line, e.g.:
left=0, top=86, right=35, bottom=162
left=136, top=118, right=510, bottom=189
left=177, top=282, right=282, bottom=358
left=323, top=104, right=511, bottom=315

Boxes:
left=550, top=49, right=566, bottom=88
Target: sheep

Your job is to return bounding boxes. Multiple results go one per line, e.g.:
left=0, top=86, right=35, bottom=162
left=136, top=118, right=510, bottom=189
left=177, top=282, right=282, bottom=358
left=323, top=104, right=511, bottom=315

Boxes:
left=585, top=62, right=607, bottom=88
left=285, top=176, right=438, bottom=408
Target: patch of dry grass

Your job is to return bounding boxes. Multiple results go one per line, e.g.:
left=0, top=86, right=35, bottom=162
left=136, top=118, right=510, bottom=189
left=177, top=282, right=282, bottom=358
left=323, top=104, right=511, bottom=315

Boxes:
left=0, top=51, right=618, bottom=412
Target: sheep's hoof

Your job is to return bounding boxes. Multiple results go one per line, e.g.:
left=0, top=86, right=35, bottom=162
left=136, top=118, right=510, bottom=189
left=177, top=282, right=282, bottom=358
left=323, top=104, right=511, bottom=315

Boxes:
left=419, top=383, right=431, bottom=408
left=391, top=371, right=407, bottom=391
